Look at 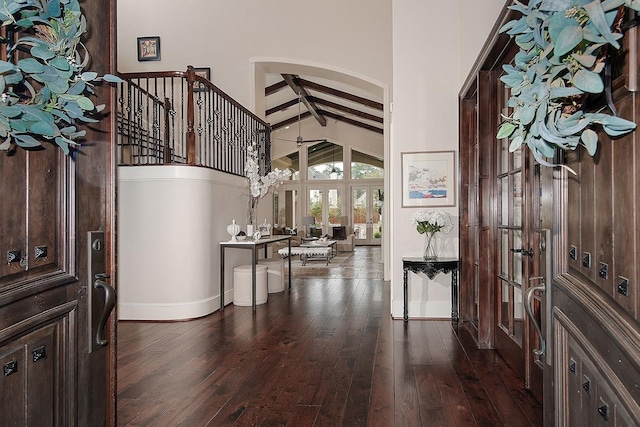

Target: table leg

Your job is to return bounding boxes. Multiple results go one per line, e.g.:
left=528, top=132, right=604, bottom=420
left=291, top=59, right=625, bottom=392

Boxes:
left=288, top=238, right=292, bottom=290
left=451, top=268, right=459, bottom=322
left=252, top=246, right=257, bottom=312
left=220, top=246, right=225, bottom=310
left=403, top=267, right=409, bottom=322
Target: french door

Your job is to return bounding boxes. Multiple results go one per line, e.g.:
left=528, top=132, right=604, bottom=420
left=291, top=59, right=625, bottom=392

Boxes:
left=495, top=130, right=551, bottom=402
left=307, top=185, right=344, bottom=232
left=351, top=184, right=382, bottom=245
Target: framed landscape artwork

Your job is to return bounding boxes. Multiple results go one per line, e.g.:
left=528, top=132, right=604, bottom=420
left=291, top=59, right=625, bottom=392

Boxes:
left=401, top=151, right=456, bottom=207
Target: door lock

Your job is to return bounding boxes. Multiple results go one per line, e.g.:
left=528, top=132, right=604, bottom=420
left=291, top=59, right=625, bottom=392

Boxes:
left=510, top=247, right=534, bottom=258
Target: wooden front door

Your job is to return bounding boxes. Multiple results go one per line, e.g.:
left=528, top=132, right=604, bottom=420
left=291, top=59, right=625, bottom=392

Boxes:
left=0, top=1, right=116, bottom=424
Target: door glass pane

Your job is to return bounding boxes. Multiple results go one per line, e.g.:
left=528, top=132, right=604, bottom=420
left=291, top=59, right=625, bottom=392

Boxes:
left=309, top=189, right=323, bottom=230
left=500, top=280, right=510, bottom=330
left=513, top=230, right=523, bottom=284
left=372, top=188, right=382, bottom=239
left=328, top=188, right=342, bottom=226
left=513, top=286, right=523, bottom=345
left=500, top=229, right=509, bottom=276
left=513, top=171, right=522, bottom=227
left=352, top=188, right=367, bottom=239
left=500, top=176, right=509, bottom=225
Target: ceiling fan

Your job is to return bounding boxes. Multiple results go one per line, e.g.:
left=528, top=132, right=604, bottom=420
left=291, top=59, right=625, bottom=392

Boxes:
left=273, top=92, right=326, bottom=148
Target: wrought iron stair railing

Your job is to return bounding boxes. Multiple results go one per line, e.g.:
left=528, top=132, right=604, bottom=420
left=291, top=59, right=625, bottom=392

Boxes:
left=116, top=66, right=271, bottom=177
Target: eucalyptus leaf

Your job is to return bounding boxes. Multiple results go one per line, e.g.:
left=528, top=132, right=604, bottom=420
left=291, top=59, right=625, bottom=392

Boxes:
left=14, top=134, right=41, bottom=148
left=31, top=46, right=54, bottom=62
left=540, top=0, right=574, bottom=11
left=584, top=0, right=620, bottom=48
left=80, top=71, right=98, bottom=81
left=572, top=54, right=597, bottom=68
left=573, top=69, right=604, bottom=93
left=554, top=25, right=583, bottom=56
left=0, top=61, right=18, bottom=73
left=30, top=121, right=56, bottom=137
left=18, top=58, right=44, bottom=74
left=76, top=96, right=94, bottom=110
left=102, top=74, right=123, bottom=83
left=497, top=122, right=517, bottom=139
left=581, top=129, right=598, bottom=155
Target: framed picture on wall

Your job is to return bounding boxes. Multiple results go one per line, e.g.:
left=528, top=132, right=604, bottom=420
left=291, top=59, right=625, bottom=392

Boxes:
left=137, top=36, right=160, bottom=61
left=401, top=151, right=456, bottom=207
left=193, top=67, right=211, bottom=92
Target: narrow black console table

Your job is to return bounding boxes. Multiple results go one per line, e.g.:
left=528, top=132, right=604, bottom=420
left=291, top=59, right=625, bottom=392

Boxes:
left=402, top=257, right=460, bottom=322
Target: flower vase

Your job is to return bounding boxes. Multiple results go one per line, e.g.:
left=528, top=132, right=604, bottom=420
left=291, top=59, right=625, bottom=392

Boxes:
left=247, top=224, right=254, bottom=237
left=423, top=232, right=438, bottom=260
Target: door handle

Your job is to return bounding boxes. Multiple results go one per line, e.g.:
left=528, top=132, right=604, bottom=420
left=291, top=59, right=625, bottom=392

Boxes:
left=94, top=273, right=116, bottom=346
left=525, top=276, right=546, bottom=357
left=510, top=247, right=534, bottom=258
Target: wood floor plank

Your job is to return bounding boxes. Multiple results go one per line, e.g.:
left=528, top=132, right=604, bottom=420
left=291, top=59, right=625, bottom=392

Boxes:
left=116, top=247, right=543, bottom=426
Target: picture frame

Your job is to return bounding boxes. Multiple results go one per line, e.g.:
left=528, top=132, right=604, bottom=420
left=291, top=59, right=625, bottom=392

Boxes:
left=137, top=36, right=160, bottom=61
left=401, top=151, right=456, bottom=207
left=193, top=67, right=211, bottom=92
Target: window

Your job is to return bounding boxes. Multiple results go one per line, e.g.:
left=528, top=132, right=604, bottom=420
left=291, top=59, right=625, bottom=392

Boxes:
left=351, top=149, right=383, bottom=179
left=308, top=142, right=343, bottom=180
left=272, top=151, right=299, bottom=180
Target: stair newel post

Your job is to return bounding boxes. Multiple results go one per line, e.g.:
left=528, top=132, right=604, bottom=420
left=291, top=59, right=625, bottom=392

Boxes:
left=185, top=65, right=196, bottom=165
left=163, top=97, right=172, bottom=164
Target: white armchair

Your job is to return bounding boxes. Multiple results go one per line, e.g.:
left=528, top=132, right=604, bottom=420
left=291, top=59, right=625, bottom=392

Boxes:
left=329, top=226, right=355, bottom=252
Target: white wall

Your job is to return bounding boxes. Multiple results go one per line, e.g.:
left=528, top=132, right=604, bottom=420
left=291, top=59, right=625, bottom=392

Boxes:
left=117, top=0, right=392, bottom=109
left=116, top=0, right=507, bottom=319
left=117, top=166, right=250, bottom=320
left=390, top=0, right=507, bottom=318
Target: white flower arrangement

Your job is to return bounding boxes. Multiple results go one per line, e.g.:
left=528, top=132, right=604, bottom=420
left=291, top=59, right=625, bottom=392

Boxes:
left=409, top=209, right=454, bottom=235
left=245, top=144, right=291, bottom=223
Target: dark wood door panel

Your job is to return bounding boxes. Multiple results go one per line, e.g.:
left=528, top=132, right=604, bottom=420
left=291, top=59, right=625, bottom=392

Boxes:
left=0, top=314, right=72, bottom=426
left=0, top=150, right=27, bottom=282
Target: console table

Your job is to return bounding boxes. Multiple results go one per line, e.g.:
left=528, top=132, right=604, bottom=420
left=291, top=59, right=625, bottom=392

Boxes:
left=220, top=235, right=291, bottom=312
left=402, top=257, right=459, bottom=322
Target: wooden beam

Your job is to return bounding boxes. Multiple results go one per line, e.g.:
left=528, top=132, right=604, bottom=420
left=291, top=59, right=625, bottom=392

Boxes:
left=266, top=98, right=299, bottom=117
left=282, top=74, right=327, bottom=127
left=309, top=96, right=383, bottom=123
left=271, top=111, right=312, bottom=131
left=297, top=78, right=383, bottom=110
left=265, top=80, right=288, bottom=95
left=321, top=110, right=383, bottom=134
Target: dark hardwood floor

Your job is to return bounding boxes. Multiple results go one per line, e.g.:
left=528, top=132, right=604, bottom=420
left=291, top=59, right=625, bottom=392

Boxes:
left=116, top=247, right=542, bottom=426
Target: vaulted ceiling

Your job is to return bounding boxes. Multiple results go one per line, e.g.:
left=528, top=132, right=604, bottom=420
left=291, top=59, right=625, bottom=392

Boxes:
left=264, top=73, right=384, bottom=149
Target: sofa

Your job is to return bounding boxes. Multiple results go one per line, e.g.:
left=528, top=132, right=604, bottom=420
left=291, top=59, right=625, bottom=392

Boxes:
left=270, top=226, right=303, bottom=254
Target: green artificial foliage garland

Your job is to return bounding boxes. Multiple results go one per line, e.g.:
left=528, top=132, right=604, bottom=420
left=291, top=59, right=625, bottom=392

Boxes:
left=0, top=0, right=121, bottom=154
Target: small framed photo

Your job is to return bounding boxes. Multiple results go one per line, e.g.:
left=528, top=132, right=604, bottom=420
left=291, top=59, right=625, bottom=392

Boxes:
left=137, top=36, right=160, bottom=61
left=402, top=151, right=456, bottom=207
left=193, top=67, right=211, bottom=92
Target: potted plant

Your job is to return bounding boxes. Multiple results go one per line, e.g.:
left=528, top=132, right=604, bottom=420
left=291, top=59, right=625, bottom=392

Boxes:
left=497, top=0, right=640, bottom=169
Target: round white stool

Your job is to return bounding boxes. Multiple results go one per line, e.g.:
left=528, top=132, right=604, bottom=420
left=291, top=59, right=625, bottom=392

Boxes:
left=259, top=257, right=285, bottom=293
left=233, top=264, right=268, bottom=306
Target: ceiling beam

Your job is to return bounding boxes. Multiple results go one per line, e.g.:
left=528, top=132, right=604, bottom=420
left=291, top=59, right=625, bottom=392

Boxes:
left=282, top=74, right=327, bottom=127
left=320, top=110, right=383, bottom=134
left=309, top=96, right=383, bottom=123
left=265, top=80, right=288, bottom=95
left=270, top=111, right=312, bottom=131
left=266, top=98, right=299, bottom=117
left=297, top=78, right=383, bottom=111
